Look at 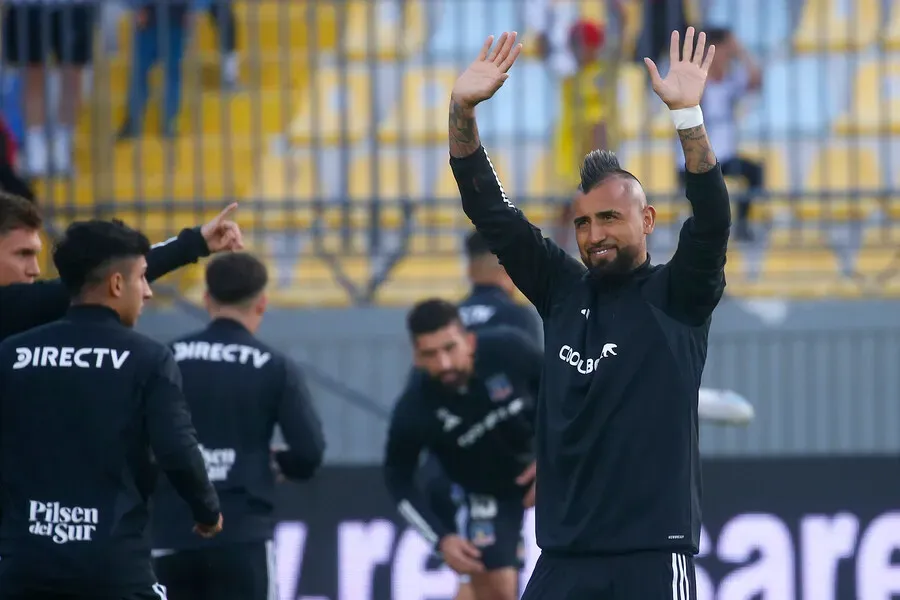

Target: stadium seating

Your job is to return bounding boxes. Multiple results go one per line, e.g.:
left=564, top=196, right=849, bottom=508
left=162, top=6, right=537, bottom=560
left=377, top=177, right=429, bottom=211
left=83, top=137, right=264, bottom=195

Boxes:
left=39, top=0, right=899, bottom=304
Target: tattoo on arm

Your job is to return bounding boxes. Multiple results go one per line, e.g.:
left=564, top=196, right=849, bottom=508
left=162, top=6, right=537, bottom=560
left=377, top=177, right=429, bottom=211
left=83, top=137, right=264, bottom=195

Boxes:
left=448, top=99, right=481, bottom=158
left=677, top=125, right=718, bottom=174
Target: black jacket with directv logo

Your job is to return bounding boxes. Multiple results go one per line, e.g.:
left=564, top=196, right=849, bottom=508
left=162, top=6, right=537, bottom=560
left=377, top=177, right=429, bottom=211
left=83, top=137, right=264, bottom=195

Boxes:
left=0, top=305, right=220, bottom=595
left=0, top=227, right=210, bottom=343
left=452, top=145, right=730, bottom=556
left=459, top=283, right=542, bottom=344
left=384, top=327, right=542, bottom=547
left=152, top=318, right=326, bottom=551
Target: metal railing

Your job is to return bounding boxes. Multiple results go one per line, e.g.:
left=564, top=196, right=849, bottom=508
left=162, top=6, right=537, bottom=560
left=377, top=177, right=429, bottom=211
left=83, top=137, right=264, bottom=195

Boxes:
left=0, top=0, right=896, bottom=304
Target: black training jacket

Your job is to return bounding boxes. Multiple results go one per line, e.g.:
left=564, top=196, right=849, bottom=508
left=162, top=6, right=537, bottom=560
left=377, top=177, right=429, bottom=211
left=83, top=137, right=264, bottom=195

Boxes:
left=0, top=305, right=220, bottom=595
left=384, top=328, right=542, bottom=546
left=451, top=145, right=730, bottom=556
left=152, top=318, right=325, bottom=550
left=459, top=283, right=542, bottom=344
left=0, top=227, right=209, bottom=343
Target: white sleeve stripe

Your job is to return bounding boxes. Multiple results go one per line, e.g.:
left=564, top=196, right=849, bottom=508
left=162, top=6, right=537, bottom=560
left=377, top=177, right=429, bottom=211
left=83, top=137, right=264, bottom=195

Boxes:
left=398, top=500, right=439, bottom=544
left=483, top=149, right=515, bottom=209
left=151, top=236, right=179, bottom=250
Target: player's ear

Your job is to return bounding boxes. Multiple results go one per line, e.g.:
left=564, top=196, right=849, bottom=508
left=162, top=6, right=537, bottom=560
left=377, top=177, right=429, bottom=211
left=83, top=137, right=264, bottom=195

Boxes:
left=643, top=204, right=656, bottom=235
left=466, top=330, right=477, bottom=352
left=255, top=292, right=268, bottom=316
left=202, top=291, right=213, bottom=313
left=109, top=271, right=124, bottom=298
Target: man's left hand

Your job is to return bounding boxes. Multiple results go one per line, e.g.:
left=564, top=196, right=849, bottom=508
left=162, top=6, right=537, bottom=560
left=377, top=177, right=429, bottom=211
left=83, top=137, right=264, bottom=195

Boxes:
left=516, top=461, right=537, bottom=508
left=643, top=27, right=715, bottom=110
left=201, top=203, right=244, bottom=253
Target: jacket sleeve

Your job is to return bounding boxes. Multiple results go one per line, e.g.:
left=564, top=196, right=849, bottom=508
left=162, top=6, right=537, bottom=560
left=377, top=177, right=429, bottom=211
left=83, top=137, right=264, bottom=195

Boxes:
left=666, top=164, right=731, bottom=325
left=145, top=227, right=211, bottom=283
left=273, top=358, right=326, bottom=481
left=451, top=146, right=585, bottom=318
left=383, top=401, right=453, bottom=546
left=145, top=348, right=220, bottom=526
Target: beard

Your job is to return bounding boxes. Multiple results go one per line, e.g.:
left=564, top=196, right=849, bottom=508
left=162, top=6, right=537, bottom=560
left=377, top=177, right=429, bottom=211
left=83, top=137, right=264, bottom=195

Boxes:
left=437, top=369, right=469, bottom=390
left=582, top=244, right=642, bottom=279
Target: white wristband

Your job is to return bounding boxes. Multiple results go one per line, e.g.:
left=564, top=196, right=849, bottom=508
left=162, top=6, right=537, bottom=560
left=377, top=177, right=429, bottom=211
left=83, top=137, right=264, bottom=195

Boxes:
left=670, top=105, right=704, bottom=130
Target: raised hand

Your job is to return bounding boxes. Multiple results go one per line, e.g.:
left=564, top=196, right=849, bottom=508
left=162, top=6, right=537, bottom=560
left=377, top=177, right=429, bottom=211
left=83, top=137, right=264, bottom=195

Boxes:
left=451, top=32, right=523, bottom=109
left=201, top=203, right=244, bottom=253
left=643, top=27, right=716, bottom=110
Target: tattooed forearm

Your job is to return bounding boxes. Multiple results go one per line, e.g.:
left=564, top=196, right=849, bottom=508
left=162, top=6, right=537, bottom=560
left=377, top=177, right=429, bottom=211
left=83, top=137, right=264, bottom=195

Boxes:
left=677, top=124, right=718, bottom=174
left=448, top=98, right=481, bottom=158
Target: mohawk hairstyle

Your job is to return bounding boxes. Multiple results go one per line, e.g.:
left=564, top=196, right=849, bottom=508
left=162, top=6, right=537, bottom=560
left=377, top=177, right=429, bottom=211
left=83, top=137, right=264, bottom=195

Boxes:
left=578, top=149, right=641, bottom=194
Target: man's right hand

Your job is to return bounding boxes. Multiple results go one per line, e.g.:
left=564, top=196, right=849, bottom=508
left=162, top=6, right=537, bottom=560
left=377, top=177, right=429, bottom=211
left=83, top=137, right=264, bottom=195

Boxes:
left=193, top=513, right=223, bottom=539
left=450, top=31, right=523, bottom=109
left=439, top=534, right=485, bottom=575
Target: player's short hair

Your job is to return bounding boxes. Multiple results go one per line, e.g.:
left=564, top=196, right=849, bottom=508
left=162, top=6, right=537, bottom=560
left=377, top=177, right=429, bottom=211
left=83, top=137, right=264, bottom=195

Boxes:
left=53, top=219, right=151, bottom=297
left=407, top=298, right=463, bottom=338
left=578, top=149, right=641, bottom=195
left=464, top=230, right=492, bottom=260
left=705, top=27, right=732, bottom=47
left=205, top=252, right=269, bottom=306
left=0, top=191, right=42, bottom=234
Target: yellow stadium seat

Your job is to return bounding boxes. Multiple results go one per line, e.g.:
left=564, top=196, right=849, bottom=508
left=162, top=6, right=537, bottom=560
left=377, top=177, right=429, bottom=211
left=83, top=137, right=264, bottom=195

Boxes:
left=834, top=59, right=900, bottom=135
left=854, top=247, right=899, bottom=277
left=627, top=147, right=679, bottom=198
left=378, top=67, right=459, bottom=145
left=341, top=0, right=426, bottom=60
left=345, top=153, right=425, bottom=228
left=886, top=0, right=900, bottom=50
left=433, top=149, right=516, bottom=201
left=374, top=255, right=468, bottom=305
left=266, top=257, right=367, bottom=307
left=800, top=146, right=882, bottom=220
left=406, top=232, right=465, bottom=255
left=862, top=224, right=900, bottom=246
left=768, top=227, right=831, bottom=248
left=243, top=154, right=332, bottom=230
left=760, top=249, right=844, bottom=296
left=290, top=67, right=373, bottom=145
left=527, top=150, right=569, bottom=200
left=794, top=0, right=882, bottom=52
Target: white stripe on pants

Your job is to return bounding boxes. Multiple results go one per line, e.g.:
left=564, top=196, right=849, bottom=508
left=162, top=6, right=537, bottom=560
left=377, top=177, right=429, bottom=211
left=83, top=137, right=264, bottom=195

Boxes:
left=671, top=553, right=690, bottom=599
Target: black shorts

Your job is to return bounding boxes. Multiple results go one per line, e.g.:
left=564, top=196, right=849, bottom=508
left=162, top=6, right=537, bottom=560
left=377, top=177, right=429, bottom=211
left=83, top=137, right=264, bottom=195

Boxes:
left=458, top=492, right=525, bottom=571
left=0, top=584, right=169, bottom=600
left=2, top=3, right=96, bottom=66
left=522, top=551, right=697, bottom=600
left=153, top=541, right=275, bottom=600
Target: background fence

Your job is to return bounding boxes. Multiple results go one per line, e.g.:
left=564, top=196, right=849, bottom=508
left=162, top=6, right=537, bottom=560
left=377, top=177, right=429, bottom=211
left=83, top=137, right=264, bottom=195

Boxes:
left=2, top=0, right=899, bottom=305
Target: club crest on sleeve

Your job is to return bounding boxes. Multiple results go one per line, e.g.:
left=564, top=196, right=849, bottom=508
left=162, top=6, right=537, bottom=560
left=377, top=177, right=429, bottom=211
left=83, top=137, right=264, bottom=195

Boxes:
left=485, top=373, right=513, bottom=402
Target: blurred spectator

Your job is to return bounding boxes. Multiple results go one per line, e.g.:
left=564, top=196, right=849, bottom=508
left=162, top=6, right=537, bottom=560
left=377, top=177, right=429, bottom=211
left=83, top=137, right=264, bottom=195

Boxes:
left=117, top=0, right=211, bottom=139
left=1, top=0, right=97, bottom=177
left=0, top=114, right=37, bottom=202
left=635, top=0, right=700, bottom=63
left=207, top=0, right=240, bottom=90
left=676, top=27, right=763, bottom=242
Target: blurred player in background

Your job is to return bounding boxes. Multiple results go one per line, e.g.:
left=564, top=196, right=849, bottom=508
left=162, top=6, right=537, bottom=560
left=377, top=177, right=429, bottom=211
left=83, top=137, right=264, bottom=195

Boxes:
left=459, top=230, right=541, bottom=343
left=153, top=252, right=325, bottom=600
left=449, top=28, right=729, bottom=598
left=0, top=196, right=243, bottom=341
left=419, top=231, right=541, bottom=600
left=677, top=27, right=763, bottom=241
left=0, top=219, right=222, bottom=599
left=385, top=299, right=541, bottom=600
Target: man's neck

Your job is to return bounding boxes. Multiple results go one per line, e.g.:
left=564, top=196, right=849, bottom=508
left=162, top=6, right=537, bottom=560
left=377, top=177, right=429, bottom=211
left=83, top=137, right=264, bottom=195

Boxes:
left=209, top=308, right=258, bottom=333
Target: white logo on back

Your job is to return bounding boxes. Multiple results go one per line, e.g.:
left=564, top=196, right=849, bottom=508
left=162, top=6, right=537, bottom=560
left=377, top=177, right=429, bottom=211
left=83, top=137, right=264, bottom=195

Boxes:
left=13, top=347, right=130, bottom=370
left=581, top=309, right=590, bottom=319
left=199, top=445, right=236, bottom=482
left=172, top=341, right=271, bottom=368
left=558, top=343, right=618, bottom=374
left=28, top=500, right=98, bottom=544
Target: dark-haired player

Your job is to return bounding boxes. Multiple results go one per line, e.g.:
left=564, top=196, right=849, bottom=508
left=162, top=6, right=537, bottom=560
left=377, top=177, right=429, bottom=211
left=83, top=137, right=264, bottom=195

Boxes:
left=384, top=299, right=541, bottom=600
left=153, top=252, right=326, bottom=600
left=459, top=229, right=541, bottom=343
left=449, top=29, right=729, bottom=598
left=0, top=219, right=222, bottom=599
left=0, top=194, right=244, bottom=342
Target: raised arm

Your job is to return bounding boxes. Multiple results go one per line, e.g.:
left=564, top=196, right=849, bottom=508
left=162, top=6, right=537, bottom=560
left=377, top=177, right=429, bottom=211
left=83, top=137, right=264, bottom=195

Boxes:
left=644, top=28, right=731, bottom=325
left=450, top=32, right=584, bottom=317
